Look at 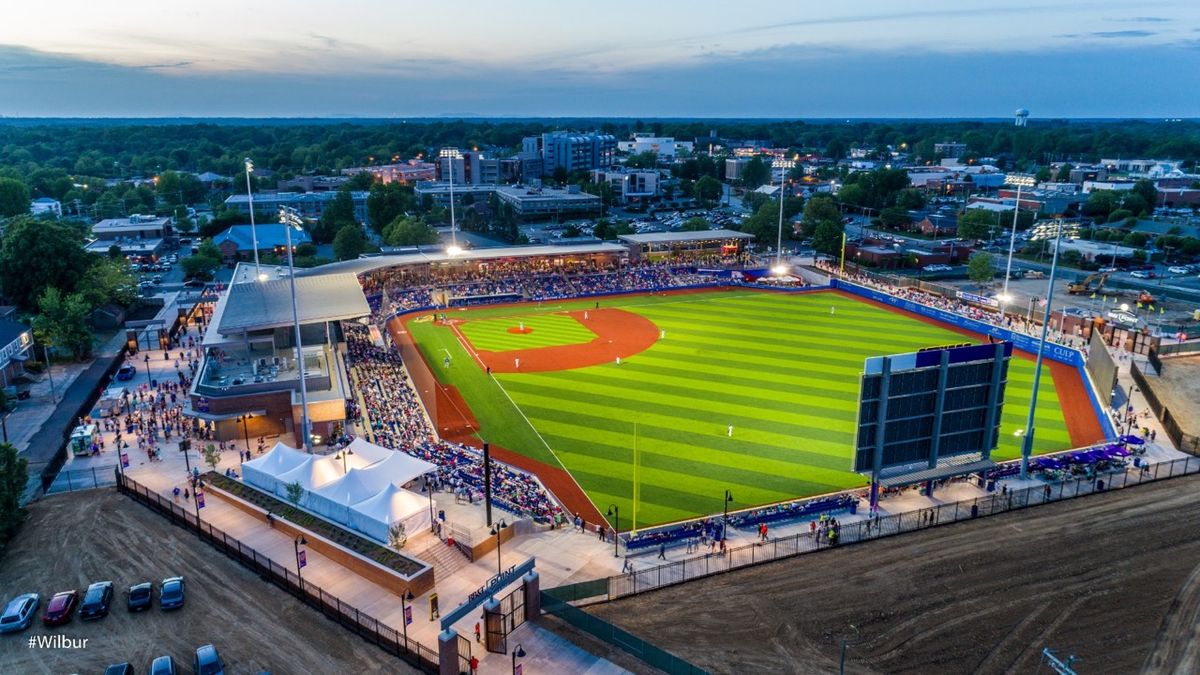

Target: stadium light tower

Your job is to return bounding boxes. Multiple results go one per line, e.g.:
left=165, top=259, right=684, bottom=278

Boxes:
left=772, top=157, right=797, bottom=275
left=245, top=158, right=264, bottom=281
left=1019, top=219, right=1065, bottom=479
left=440, top=147, right=463, bottom=257
left=279, top=206, right=312, bottom=452
left=998, top=174, right=1037, bottom=309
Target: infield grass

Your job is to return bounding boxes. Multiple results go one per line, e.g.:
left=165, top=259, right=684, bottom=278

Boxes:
left=407, top=289, right=1077, bottom=529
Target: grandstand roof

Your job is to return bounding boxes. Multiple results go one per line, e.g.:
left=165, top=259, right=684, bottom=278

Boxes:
left=300, top=243, right=629, bottom=277
left=618, top=229, right=754, bottom=245
left=207, top=272, right=370, bottom=337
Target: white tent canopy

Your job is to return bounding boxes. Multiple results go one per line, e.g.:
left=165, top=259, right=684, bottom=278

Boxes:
left=349, top=483, right=433, bottom=543
left=355, top=450, right=437, bottom=490
left=242, top=442, right=309, bottom=495
left=273, top=455, right=345, bottom=502
left=345, top=437, right=395, bottom=464
left=308, top=468, right=381, bottom=523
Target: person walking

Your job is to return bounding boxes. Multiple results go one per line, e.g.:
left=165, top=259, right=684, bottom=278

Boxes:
left=657, top=543, right=667, bottom=560
left=727, top=424, right=734, bottom=437
left=474, top=621, right=481, bottom=643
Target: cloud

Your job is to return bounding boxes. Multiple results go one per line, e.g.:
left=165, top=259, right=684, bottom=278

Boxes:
left=1091, top=30, right=1158, bottom=38
left=1118, top=16, right=1172, bottom=23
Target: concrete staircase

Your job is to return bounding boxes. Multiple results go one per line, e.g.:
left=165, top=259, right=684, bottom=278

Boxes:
left=415, top=539, right=472, bottom=581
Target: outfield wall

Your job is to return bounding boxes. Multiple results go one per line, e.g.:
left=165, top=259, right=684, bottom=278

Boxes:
left=831, top=279, right=1116, bottom=439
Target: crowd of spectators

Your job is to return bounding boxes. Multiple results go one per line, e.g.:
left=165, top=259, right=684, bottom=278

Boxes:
left=341, top=324, right=562, bottom=522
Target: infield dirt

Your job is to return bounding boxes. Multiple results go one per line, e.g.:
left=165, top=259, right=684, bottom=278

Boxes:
left=583, top=474, right=1200, bottom=674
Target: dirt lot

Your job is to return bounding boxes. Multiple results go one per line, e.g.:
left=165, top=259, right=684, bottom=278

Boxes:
left=586, top=475, right=1200, bottom=675
left=0, top=489, right=417, bottom=675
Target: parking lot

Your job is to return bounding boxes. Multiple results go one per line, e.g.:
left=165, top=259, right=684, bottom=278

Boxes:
left=0, top=490, right=413, bottom=674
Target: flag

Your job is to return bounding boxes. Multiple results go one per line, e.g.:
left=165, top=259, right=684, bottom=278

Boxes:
left=1137, top=302, right=1144, bottom=309
left=1149, top=304, right=1155, bottom=312
left=1090, top=292, right=1096, bottom=299
left=1160, top=306, right=1165, bottom=314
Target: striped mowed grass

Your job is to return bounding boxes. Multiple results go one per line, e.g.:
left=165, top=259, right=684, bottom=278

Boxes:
left=409, top=289, right=1074, bottom=530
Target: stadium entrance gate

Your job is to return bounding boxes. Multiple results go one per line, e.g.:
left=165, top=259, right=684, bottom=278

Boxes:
left=485, top=585, right=527, bottom=654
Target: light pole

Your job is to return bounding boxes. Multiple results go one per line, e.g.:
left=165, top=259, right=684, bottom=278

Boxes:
left=423, top=472, right=435, bottom=534
left=244, top=158, right=263, bottom=281
left=1019, top=219, right=1065, bottom=479
left=489, top=519, right=507, bottom=576
left=440, top=148, right=463, bottom=256
left=772, top=157, right=796, bottom=274
left=1122, top=383, right=1139, bottom=437
left=335, top=446, right=354, bottom=473
left=279, top=207, right=312, bottom=451
left=605, top=504, right=620, bottom=557
left=42, top=344, right=57, bottom=404
left=400, top=590, right=414, bottom=646
left=722, top=489, right=733, bottom=543
left=142, top=352, right=151, bottom=385
left=294, top=534, right=308, bottom=581
left=1001, top=174, right=1035, bottom=299
left=512, top=643, right=526, bottom=675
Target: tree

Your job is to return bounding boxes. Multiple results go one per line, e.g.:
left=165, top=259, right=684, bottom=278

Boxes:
left=1034, top=166, right=1052, bottom=183
left=1055, top=163, right=1074, bottom=182
left=154, top=170, right=205, bottom=205
left=1084, top=190, right=1120, bottom=219
left=680, top=217, right=710, bottom=232
left=894, top=189, right=926, bottom=211
left=383, top=216, right=438, bottom=247
left=1132, top=179, right=1158, bottom=212
left=79, top=256, right=138, bottom=308
left=739, top=156, right=770, bottom=188
left=879, top=207, right=912, bottom=230
left=968, top=252, right=996, bottom=285
left=812, top=220, right=844, bottom=255
left=181, top=241, right=221, bottom=280
left=388, top=522, right=408, bottom=550
left=0, top=177, right=30, bottom=217
left=367, top=182, right=414, bottom=233
left=957, top=209, right=999, bottom=242
left=345, top=171, right=375, bottom=191
left=0, top=216, right=90, bottom=310
left=32, top=287, right=93, bottom=360
left=203, top=443, right=222, bottom=472
left=332, top=224, right=369, bottom=260
left=692, top=176, right=722, bottom=206
left=801, top=196, right=842, bottom=238
left=0, top=442, right=29, bottom=556
left=313, top=188, right=357, bottom=243
left=624, top=151, right=658, bottom=169
left=285, top=481, right=304, bottom=505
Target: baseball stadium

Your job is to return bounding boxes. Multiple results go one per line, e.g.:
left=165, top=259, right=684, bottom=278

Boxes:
left=335, top=235, right=1109, bottom=533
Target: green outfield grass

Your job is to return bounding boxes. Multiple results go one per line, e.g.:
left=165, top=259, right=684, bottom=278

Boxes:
left=407, top=289, right=1077, bottom=529
left=457, top=313, right=596, bottom=352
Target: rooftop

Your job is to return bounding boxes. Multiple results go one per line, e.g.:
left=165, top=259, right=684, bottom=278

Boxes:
left=207, top=273, right=370, bottom=337
left=213, top=224, right=313, bottom=251
left=299, top=243, right=630, bottom=278
left=618, top=229, right=754, bottom=244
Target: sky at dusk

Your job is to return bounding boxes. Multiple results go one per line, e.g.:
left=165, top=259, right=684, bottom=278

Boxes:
left=2, top=0, right=1199, bottom=118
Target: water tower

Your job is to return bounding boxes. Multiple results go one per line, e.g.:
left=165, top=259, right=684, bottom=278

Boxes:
left=1015, top=108, right=1029, bottom=127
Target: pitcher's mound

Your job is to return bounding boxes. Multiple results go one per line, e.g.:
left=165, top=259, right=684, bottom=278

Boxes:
left=507, top=326, right=534, bottom=334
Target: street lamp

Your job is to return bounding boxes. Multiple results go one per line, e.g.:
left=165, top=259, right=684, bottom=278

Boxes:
left=1001, top=173, right=1036, bottom=299
left=142, top=353, right=151, bottom=385
left=489, top=519, right=507, bottom=576
left=772, top=157, right=796, bottom=272
left=237, top=414, right=252, bottom=463
left=245, top=158, right=263, bottom=281
left=440, top=147, right=463, bottom=256
left=605, top=504, right=620, bottom=558
left=335, top=446, right=354, bottom=473
left=400, top=590, right=414, bottom=646
left=279, top=206, right=312, bottom=452
left=1019, top=219, right=1065, bottom=479
left=422, top=472, right=436, bottom=533
left=294, top=534, right=308, bottom=581
left=512, top=643, right=526, bottom=675
left=722, top=490, right=734, bottom=543
left=1122, top=384, right=1139, bottom=437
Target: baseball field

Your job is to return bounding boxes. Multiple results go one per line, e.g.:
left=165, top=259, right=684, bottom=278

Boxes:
left=402, top=288, right=1102, bottom=530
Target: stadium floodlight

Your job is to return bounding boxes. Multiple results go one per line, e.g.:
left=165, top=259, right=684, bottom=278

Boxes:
left=771, top=263, right=788, bottom=277
left=440, top=148, right=463, bottom=254
left=1001, top=173, right=1037, bottom=299
left=1019, top=219, right=1065, bottom=479
left=278, top=205, right=312, bottom=452
left=445, top=244, right=463, bottom=257
left=772, top=158, right=797, bottom=269
left=245, top=157, right=262, bottom=280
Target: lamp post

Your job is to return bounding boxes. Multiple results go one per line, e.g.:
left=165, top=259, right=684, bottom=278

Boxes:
left=772, top=157, right=796, bottom=274
left=722, top=489, right=733, bottom=543
left=605, top=504, right=619, bottom=557
left=237, top=414, right=252, bottom=462
left=279, top=207, right=312, bottom=451
left=1122, top=383, right=1139, bottom=437
left=489, top=519, right=507, bottom=576
left=142, top=353, right=151, bottom=385
left=1001, top=174, right=1036, bottom=299
left=1019, top=219, right=1065, bottom=479
left=294, top=534, right=308, bottom=581
left=423, top=472, right=436, bottom=534
left=244, top=158, right=263, bottom=281
left=335, top=446, right=354, bottom=473
left=512, top=643, right=526, bottom=675
left=440, top=148, right=463, bottom=256
left=400, top=590, right=414, bottom=646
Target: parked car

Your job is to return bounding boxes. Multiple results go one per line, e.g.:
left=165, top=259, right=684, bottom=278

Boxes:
left=80, top=581, right=114, bottom=620
left=116, top=364, right=137, bottom=381
left=194, top=644, right=225, bottom=675
left=42, top=590, right=79, bottom=626
left=127, top=582, right=153, bottom=612
left=1168, top=265, right=1192, bottom=275
left=1130, top=270, right=1154, bottom=279
left=159, top=577, right=185, bottom=610
left=149, top=655, right=179, bottom=675
left=0, top=593, right=40, bottom=633
left=103, top=664, right=134, bottom=675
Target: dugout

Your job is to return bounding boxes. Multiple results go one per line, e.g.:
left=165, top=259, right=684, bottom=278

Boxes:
left=619, top=229, right=754, bottom=263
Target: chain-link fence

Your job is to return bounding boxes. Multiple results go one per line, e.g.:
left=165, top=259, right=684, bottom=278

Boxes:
left=116, top=473, right=440, bottom=673
left=44, top=467, right=119, bottom=494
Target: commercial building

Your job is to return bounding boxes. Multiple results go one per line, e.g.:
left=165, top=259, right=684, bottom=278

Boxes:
left=436, top=151, right=501, bottom=185
left=187, top=271, right=370, bottom=442
left=85, top=214, right=174, bottom=257
left=522, top=132, right=616, bottom=176
left=212, top=224, right=314, bottom=263
left=590, top=169, right=659, bottom=204
left=223, top=191, right=370, bottom=223
left=0, top=313, right=34, bottom=390
left=618, top=229, right=753, bottom=263
left=617, top=134, right=694, bottom=158
left=30, top=198, right=62, bottom=218
left=1100, top=158, right=1185, bottom=177
left=725, top=157, right=750, bottom=181
left=276, top=175, right=350, bottom=192
left=412, top=183, right=601, bottom=220
left=934, top=142, right=968, bottom=159
left=342, top=161, right=436, bottom=185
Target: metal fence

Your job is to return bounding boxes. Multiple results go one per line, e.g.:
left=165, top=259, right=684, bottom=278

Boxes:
left=1130, top=362, right=1200, bottom=456
left=554, top=455, right=1200, bottom=605
left=116, top=473, right=441, bottom=673
left=44, top=467, right=119, bottom=494
left=541, top=590, right=709, bottom=675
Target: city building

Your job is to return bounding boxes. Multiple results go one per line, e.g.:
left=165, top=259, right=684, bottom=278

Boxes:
left=186, top=271, right=370, bottom=442
left=212, top=224, right=313, bottom=263
left=934, top=142, right=968, bottom=159
left=617, top=134, right=694, bottom=158
left=223, top=191, right=370, bottom=223
left=493, top=185, right=600, bottom=219
left=276, top=175, right=350, bottom=192
left=522, top=132, right=616, bottom=176
left=30, top=197, right=62, bottom=218
left=341, top=161, right=437, bottom=185
left=725, top=157, right=750, bottom=181
left=436, top=151, right=501, bottom=185
left=1082, top=180, right=1136, bottom=194
left=618, top=229, right=753, bottom=263
left=0, top=312, right=34, bottom=390
left=590, top=169, right=659, bottom=204
left=411, top=182, right=496, bottom=208
left=85, top=214, right=174, bottom=257
left=1100, top=158, right=1185, bottom=177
